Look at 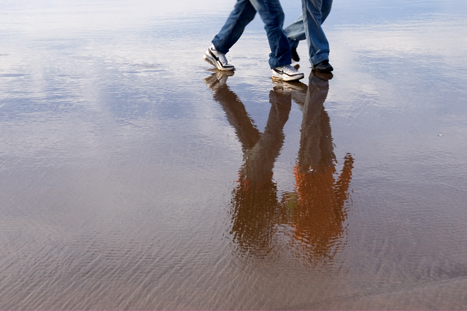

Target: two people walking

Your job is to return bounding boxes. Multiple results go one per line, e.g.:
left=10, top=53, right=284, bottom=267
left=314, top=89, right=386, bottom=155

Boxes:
left=203, top=0, right=333, bottom=81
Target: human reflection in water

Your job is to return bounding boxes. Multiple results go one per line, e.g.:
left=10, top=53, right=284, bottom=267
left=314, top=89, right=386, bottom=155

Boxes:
left=287, top=72, right=354, bottom=264
left=204, top=72, right=353, bottom=264
left=205, top=71, right=294, bottom=256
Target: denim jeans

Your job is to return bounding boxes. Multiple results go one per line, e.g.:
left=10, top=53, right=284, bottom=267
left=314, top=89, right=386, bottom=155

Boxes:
left=211, top=0, right=291, bottom=69
left=283, top=0, right=332, bottom=65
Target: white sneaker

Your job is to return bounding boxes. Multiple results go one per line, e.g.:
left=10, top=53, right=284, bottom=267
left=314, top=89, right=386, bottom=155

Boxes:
left=203, top=45, right=235, bottom=71
left=271, top=64, right=304, bottom=82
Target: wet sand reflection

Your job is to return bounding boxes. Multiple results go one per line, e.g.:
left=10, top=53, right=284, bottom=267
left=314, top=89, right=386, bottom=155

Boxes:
left=205, top=72, right=354, bottom=264
left=2, top=0, right=467, bottom=308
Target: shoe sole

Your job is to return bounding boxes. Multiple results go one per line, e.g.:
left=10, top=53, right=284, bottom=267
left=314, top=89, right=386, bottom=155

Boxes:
left=203, top=51, right=235, bottom=71
left=312, top=67, right=333, bottom=73
left=312, top=64, right=334, bottom=73
left=271, top=69, right=304, bottom=82
left=272, top=81, right=308, bottom=92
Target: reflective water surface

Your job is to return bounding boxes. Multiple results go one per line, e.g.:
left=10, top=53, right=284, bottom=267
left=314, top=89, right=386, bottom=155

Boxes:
left=1, top=0, right=467, bottom=309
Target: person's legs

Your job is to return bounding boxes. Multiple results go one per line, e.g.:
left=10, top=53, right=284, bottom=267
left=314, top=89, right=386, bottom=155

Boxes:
left=284, top=0, right=331, bottom=64
left=205, top=0, right=256, bottom=70
left=321, top=0, right=332, bottom=23
left=206, top=0, right=302, bottom=80
left=212, top=0, right=257, bottom=54
left=302, top=0, right=331, bottom=66
left=283, top=15, right=305, bottom=62
left=284, top=15, right=306, bottom=49
left=249, top=0, right=291, bottom=69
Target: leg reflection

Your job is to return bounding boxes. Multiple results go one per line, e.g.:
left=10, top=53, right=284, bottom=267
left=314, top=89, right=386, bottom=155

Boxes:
left=204, top=73, right=354, bottom=263
left=205, top=72, right=293, bottom=256
left=289, top=72, right=354, bottom=263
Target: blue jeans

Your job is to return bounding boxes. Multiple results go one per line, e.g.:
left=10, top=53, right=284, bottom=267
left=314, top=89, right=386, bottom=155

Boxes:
left=284, top=0, right=332, bottom=65
left=212, top=0, right=291, bottom=69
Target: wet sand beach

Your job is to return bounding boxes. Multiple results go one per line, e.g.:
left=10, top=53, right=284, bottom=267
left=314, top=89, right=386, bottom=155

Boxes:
left=1, top=0, right=467, bottom=309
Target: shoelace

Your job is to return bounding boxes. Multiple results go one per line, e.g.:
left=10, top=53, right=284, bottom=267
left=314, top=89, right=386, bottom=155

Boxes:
left=282, top=65, right=298, bottom=74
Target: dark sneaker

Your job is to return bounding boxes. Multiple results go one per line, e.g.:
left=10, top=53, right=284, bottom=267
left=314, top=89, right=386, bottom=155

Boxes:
left=312, top=71, right=334, bottom=81
left=272, top=64, right=304, bottom=82
left=291, top=47, right=300, bottom=63
left=203, top=45, right=235, bottom=71
left=313, top=60, right=333, bottom=73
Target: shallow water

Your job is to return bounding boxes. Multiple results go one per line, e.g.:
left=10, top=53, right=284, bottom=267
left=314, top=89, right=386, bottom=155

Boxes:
left=1, top=0, right=467, bottom=309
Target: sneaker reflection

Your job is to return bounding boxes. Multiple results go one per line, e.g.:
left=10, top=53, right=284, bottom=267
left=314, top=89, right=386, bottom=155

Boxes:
left=204, top=72, right=354, bottom=264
